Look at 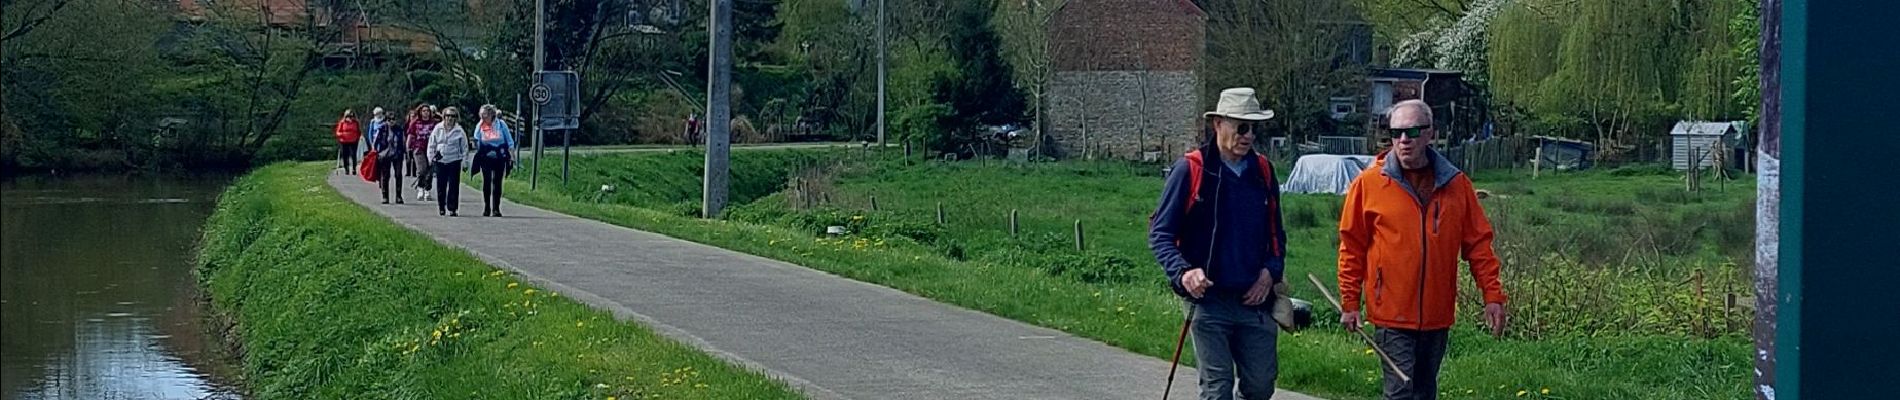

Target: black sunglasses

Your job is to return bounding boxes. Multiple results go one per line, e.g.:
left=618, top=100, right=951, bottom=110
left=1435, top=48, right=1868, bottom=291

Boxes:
left=1236, top=122, right=1257, bottom=136
left=1387, top=125, right=1431, bottom=139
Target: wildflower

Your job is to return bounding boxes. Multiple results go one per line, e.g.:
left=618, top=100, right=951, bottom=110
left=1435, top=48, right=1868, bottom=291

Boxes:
left=1364, top=349, right=1374, bottom=355
left=508, top=282, right=520, bottom=289
left=1517, top=389, right=1528, bottom=397
left=1541, top=388, right=1551, bottom=395
left=524, top=289, right=539, bottom=296
left=1115, top=306, right=1126, bottom=312
left=433, top=329, right=443, bottom=339
left=577, top=321, right=585, bottom=327
left=488, top=270, right=505, bottom=277
left=608, top=397, right=618, bottom=400
left=695, top=383, right=708, bottom=389
left=596, top=383, right=610, bottom=389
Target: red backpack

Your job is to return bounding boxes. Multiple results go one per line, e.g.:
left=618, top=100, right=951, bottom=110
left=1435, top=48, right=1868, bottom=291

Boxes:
left=1167, top=149, right=1284, bottom=257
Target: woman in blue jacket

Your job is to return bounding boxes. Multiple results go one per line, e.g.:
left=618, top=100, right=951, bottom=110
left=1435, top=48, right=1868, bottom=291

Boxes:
left=472, top=104, right=518, bottom=217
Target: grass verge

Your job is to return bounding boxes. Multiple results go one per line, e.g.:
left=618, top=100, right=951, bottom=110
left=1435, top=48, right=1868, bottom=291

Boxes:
left=504, top=152, right=1751, bottom=400
left=195, top=162, right=802, bottom=400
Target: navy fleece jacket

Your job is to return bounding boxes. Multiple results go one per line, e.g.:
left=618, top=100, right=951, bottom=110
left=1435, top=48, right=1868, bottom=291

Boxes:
left=1148, top=149, right=1288, bottom=301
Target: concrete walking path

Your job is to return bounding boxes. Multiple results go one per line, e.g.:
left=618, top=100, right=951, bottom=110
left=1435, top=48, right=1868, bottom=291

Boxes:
left=327, top=173, right=1321, bottom=400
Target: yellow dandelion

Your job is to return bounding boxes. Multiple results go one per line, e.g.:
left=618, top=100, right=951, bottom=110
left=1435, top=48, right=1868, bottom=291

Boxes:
left=577, top=321, right=585, bottom=327
left=507, top=282, right=520, bottom=289
left=608, top=397, right=618, bottom=400
left=1364, top=349, right=1374, bottom=355
left=432, top=329, right=443, bottom=339
left=488, top=270, right=505, bottom=277
left=1541, top=388, right=1550, bottom=395
left=1516, top=389, right=1528, bottom=397
left=1115, top=306, right=1126, bottom=312
left=524, top=289, right=538, bottom=296
left=1466, top=389, right=1475, bottom=394
left=695, top=383, right=708, bottom=389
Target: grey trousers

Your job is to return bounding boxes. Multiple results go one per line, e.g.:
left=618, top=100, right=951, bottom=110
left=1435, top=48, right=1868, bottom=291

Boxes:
left=1187, top=294, right=1279, bottom=400
left=1375, top=327, right=1450, bottom=400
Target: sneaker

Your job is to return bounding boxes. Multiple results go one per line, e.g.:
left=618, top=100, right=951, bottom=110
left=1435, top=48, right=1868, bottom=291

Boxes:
left=396, top=199, right=404, bottom=204
left=381, top=199, right=390, bottom=204
left=439, top=210, right=446, bottom=216
left=449, top=211, right=458, bottom=217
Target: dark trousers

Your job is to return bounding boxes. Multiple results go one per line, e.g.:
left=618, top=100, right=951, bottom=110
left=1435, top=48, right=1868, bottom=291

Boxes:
left=337, top=142, right=358, bottom=174
left=1376, top=327, right=1450, bottom=400
left=434, top=162, right=462, bottom=213
left=477, top=157, right=507, bottom=214
left=377, top=156, right=404, bottom=201
left=1187, top=293, right=1279, bottom=400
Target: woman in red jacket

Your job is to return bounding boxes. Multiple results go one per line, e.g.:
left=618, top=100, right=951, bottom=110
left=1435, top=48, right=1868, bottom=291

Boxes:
left=335, top=109, right=364, bottom=175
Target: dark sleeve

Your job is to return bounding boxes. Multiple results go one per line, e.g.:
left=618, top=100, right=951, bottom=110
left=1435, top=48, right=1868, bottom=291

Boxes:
left=1264, top=165, right=1288, bottom=283
left=1149, top=159, right=1196, bottom=294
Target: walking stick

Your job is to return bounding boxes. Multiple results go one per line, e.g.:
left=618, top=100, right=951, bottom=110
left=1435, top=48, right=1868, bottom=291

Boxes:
left=1307, top=273, right=1411, bottom=382
left=1161, top=305, right=1193, bottom=400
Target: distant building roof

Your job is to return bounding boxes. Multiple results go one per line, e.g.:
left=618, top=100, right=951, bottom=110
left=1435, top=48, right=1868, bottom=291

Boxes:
left=1370, top=68, right=1464, bottom=80
left=1671, top=121, right=1745, bottom=136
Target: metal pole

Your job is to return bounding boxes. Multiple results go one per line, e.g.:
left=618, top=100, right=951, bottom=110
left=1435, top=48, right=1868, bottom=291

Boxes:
left=876, top=0, right=886, bottom=147
left=703, top=0, right=733, bottom=218
left=530, top=0, right=545, bottom=191
left=562, top=129, right=571, bottom=187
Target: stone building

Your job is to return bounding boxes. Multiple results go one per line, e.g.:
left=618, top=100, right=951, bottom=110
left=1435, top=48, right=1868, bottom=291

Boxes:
left=1046, top=0, right=1206, bottom=160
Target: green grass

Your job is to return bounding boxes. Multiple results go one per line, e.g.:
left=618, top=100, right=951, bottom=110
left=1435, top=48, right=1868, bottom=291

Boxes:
left=195, top=163, right=803, bottom=400
left=504, top=151, right=1753, bottom=400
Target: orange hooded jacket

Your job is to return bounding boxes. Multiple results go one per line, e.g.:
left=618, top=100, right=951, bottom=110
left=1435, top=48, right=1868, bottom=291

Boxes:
left=1337, top=149, right=1507, bottom=331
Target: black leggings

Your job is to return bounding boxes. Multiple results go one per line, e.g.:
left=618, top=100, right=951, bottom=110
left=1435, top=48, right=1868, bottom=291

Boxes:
left=478, top=156, right=507, bottom=214
left=337, top=143, right=358, bottom=174
left=377, top=156, right=404, bottom=201
left=434, top=162, right=462, bottom=213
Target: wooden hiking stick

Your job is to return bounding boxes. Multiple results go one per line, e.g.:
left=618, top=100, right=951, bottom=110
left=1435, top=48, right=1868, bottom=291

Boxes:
left=1161, top=305, right=1193, bottom=400
left=1308, top=273, right=1411, bottom=382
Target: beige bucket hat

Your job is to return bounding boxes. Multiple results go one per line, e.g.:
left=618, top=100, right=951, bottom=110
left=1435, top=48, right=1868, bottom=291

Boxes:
left=1204, top=87, right=1276, bottom=121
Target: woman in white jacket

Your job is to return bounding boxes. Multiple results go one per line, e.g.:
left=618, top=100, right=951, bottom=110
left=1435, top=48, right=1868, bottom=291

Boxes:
left=426, top=107, right=473, bottom=216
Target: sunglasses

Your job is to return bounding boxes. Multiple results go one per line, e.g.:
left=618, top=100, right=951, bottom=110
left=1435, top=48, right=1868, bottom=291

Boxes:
left=1387, top=125, right=1431, bottom=140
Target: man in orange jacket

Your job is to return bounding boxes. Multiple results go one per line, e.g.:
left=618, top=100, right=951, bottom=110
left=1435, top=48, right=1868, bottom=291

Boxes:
left=1337, top=100, right=1508, bottom=400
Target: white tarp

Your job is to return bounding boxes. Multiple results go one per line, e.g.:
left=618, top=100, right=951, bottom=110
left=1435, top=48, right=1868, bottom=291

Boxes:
left=1281, top=154, right=1375, bottom=195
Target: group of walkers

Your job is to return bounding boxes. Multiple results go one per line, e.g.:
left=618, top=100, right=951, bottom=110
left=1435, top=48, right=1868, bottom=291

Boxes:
left=333, top=103, right=518, bottom=217
left=1151, top=88, right=1508, bottom=400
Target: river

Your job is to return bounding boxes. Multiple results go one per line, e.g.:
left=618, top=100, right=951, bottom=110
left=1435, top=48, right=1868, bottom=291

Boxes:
left=1, top=174, right=244, bottom=400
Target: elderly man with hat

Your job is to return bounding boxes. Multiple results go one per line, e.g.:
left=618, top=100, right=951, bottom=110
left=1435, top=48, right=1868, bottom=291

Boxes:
left=1149, top=88, right=1293, bottom=400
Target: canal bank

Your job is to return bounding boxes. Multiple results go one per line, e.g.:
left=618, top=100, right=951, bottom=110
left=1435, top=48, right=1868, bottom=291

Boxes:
left=192, top=163, right=800, bottom=399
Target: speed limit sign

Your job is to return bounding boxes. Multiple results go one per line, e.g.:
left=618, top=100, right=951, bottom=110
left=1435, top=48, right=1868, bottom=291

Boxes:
left=529, top=83, right=552, bottom=105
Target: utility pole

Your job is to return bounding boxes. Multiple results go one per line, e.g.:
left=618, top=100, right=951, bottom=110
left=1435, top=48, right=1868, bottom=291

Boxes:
left=530, top=0, right=546, bottom=191
left=703, top=0, right=732, bottom=218
left=876, top=0, right=886, bottom=147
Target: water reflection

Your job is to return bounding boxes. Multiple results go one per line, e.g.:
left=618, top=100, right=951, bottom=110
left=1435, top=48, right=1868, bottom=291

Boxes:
left=2, top=175, right=243, bottom=400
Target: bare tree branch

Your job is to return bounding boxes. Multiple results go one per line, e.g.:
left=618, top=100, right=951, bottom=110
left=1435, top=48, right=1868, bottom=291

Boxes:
left=1, top=0, right=73, bottom=43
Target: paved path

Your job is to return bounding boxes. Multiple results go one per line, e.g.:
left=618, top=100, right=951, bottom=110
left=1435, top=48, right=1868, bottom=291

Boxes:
left=516, top=141, right=859, bottom=157
left=327, top=173, right=1320, bottom=400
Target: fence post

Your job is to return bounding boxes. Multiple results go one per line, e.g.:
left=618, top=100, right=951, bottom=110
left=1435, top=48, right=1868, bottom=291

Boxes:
left=1073, top=220, right=1085, bottom=251
left=1533, top=145, right=1543, bottom=179
left=1009, top=209, right=1019, bottom=237
left=936, top=202, right=945, bottom=224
